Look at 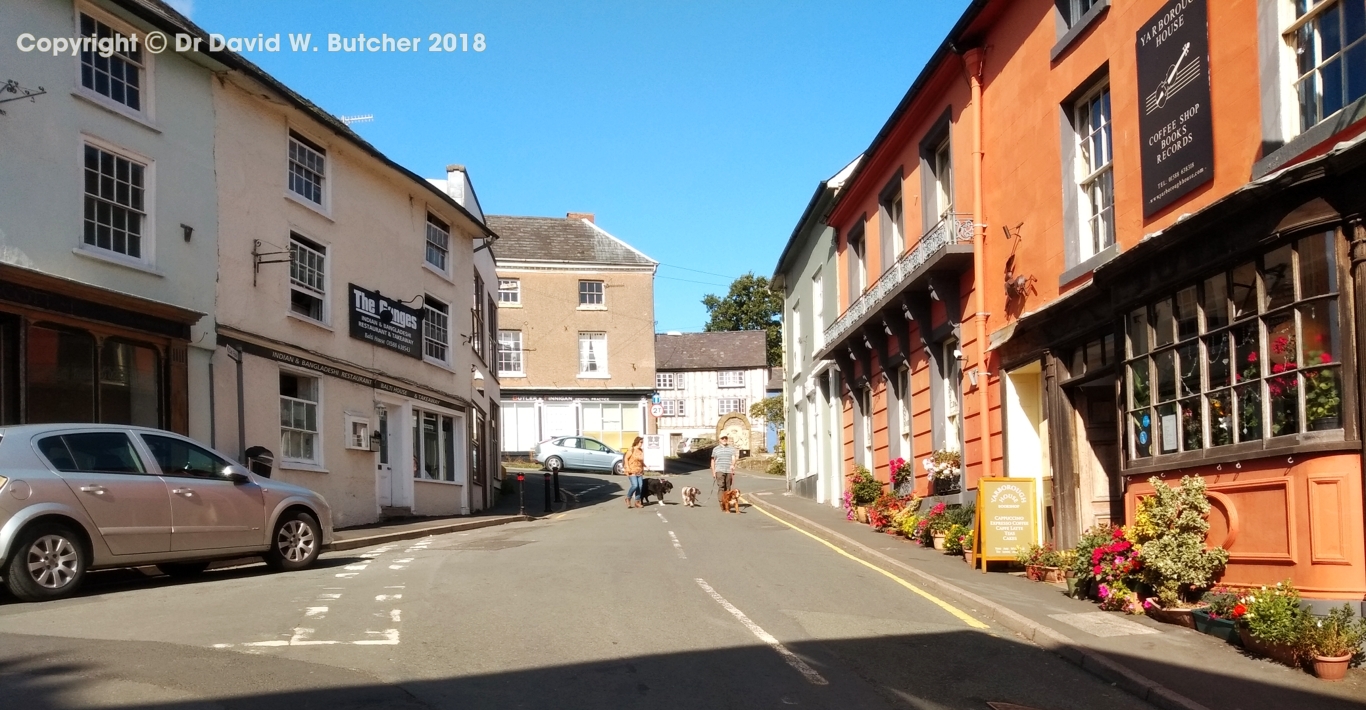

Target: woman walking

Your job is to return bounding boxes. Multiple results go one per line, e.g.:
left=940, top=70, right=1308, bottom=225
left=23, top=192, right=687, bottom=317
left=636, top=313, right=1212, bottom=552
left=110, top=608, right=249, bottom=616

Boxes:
left=624, top=436, right=645, bottom=508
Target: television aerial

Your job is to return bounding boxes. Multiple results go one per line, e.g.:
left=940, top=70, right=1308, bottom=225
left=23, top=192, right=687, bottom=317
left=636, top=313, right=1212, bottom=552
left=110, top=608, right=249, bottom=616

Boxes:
left=339, top=114, right=374, bottom=126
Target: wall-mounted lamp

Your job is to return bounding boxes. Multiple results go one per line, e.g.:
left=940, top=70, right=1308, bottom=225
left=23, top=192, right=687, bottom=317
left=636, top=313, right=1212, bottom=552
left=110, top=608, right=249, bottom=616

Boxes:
left=967, top=368, right=980, bottom=388
left=181, top=224, right=193, bottom=242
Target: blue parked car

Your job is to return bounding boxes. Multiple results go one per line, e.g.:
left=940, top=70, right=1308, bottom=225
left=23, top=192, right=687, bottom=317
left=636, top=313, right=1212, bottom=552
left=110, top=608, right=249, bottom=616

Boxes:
left=533, top=436, right=624, bottom=475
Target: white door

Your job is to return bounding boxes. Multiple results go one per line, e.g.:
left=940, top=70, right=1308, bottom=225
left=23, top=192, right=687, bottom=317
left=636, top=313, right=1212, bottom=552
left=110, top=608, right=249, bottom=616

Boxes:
left=376, top=408, right=393, bottom=506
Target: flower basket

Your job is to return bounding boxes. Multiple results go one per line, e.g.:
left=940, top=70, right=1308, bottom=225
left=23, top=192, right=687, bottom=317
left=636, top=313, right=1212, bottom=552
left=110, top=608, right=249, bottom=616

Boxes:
left=1024, top=565, right=1062, bottom=583
left=932, top=533, right=946, bottom=550
left=1191, top=609, right=1240, bottom=645
left=855, top=506, right=869, bottom=524
left=1238, top=626, right=1299, bottom=667
left=1312, top=654, right=1353, bottom=681
left=1144, top=605, right=1201, bottom=629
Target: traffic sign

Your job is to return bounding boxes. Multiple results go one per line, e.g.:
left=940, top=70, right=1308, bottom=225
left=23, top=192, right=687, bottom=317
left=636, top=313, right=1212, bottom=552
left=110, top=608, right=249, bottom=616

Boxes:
left=650, top=403, right=663, bottom=417
left=651, top=393, right=661, bottom=404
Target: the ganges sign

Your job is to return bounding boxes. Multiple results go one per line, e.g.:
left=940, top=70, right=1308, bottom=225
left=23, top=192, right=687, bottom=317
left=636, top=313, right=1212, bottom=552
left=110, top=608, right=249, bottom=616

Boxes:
left=973, top=477, right=1038, bottom=570
left=348, top=283, right=422, bottom=358
left=1136, top=0, right=1214, bottom=217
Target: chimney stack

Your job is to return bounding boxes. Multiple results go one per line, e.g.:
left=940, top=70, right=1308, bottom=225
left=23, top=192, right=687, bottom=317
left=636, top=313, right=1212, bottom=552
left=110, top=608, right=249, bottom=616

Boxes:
left=567, top=212, right=595, bottom=223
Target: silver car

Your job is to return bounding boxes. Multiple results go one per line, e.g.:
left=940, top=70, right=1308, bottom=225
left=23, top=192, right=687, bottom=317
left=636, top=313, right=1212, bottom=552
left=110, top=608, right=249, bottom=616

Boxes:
left=533, top=436, right=625, bottom=475
left=0, top=424, right=333, bottom=602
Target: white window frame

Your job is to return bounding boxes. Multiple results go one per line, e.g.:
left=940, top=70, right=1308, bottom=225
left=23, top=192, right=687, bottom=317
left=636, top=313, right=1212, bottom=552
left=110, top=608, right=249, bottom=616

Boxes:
left=79, top=137, right=154, bottom=267
left=423, top=295, right=450, bottom=364
left=1284, top=0, right=1366, bottom=135
left=280, top=370, right=321, bottom=465
left=898, top=365, right=912, bottom=457
left=425, top=213, right=450, bottom=273
left=812, top=268, right=825, bottom=349
left=74, top=5, right=154, bottom=124
left=790, top=299, right=802, bottom=377
left=717, top=370, right=745, bottom=388
left=655, top=372, right=676, bottom=390
left=497, top=329, right=524, bottom=377
left=578, top=332, right=608, bottom=377
left=497, top=278, right=521, bottom=305
left=344, top=413, right=371, bottom=451
left=288, top=233, right=329, bottom=325
left=661, top=399, right=686, bottom=417
left=718, top=397, right=746, bottom=416
left=285, top=130, right=329, bottom=214
left=1074, top=82, right=1115, bottom=261
left=578, top=280, right=605, bottom=308
left=933, top=137, right=954, bottom=223
left=1060, top=0, right=1102, bottom=28
left=860, top=386, right=873, bottom=466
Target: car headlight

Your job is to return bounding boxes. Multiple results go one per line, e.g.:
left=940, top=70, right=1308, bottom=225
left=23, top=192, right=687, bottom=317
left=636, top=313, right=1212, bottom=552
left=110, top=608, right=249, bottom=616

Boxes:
left=0, top=475, right=7, bottom=491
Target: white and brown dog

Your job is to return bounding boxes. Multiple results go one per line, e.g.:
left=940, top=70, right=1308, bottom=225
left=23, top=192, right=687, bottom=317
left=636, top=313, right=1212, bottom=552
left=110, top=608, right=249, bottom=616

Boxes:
left=680, top=486, right=701, bottom=507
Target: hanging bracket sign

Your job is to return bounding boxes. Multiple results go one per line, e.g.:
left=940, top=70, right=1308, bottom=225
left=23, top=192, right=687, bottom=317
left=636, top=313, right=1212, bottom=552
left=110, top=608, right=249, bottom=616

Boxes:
left=973, top=477, right=1038, bottom=571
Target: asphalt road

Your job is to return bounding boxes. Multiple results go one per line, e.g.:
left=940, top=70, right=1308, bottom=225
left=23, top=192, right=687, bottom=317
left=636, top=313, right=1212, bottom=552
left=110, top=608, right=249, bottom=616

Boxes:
left=0, top=464, right=1156, bottom=710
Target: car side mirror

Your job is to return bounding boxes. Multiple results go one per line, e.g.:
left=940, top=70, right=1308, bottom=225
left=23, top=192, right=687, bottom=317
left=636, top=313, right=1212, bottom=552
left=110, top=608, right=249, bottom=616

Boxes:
left=222, top=465, right=251, bottom=484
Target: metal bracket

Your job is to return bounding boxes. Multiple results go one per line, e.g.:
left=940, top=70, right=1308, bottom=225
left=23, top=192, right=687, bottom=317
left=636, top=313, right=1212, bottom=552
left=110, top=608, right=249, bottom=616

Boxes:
left=252, top=239, right=292, bottom=287
left=0, top=80, right=46, bottom=116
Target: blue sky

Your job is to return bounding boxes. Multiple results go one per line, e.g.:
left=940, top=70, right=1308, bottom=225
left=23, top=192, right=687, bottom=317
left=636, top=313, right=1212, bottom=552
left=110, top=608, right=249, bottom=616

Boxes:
left=177, top=1, right=969, bottom=332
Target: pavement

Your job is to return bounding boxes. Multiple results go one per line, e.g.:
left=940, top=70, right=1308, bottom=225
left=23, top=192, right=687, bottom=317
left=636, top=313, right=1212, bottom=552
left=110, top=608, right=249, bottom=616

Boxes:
left=0, top=461, right=1355, bottom=709
left=745, top=480, right=1366, bottom=710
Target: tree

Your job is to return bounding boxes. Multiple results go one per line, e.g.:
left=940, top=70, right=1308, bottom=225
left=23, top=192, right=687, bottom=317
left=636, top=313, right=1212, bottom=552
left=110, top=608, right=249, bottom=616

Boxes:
left=702, top=272, right=783, bottom=366
left=749, top=395, right=785, bottom=430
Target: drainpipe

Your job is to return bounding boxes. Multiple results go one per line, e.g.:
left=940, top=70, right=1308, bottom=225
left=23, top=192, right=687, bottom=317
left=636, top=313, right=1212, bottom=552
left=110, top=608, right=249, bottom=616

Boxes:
left=964, top=46, right=992, bottom=482
left=226, top=345, right=246, bottom=462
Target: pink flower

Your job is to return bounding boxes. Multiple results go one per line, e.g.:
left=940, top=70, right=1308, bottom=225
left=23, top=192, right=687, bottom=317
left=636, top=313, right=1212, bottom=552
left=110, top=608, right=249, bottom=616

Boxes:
left=1247, top=352, right=1258, bottom=363
left=1321, top=353, right=1333, bottom=364
left=1093, top=565, right=1102, bottom=575
left=1098, top=584, right=1111, bottom=599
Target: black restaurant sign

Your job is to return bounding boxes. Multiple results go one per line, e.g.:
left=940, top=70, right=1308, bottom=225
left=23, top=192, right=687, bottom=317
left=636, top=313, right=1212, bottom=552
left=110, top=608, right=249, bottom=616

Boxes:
left=1136, top=0, right=1214, bottom=217
left=348, top=283, right=422, bottom=358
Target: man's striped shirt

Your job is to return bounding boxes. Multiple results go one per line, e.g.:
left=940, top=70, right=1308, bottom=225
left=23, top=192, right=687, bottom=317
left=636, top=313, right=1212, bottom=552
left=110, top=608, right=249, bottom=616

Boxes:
left=712, top=445, right=737, bottom=473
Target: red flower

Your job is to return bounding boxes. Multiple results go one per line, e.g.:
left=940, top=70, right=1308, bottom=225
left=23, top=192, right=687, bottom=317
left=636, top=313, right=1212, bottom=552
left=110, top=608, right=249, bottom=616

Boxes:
left=1321, top=353, right=1333, bottom=364
left=1247, top=352, right=1258, bottom=363
left=1231, top=603, right=1247, bottom=619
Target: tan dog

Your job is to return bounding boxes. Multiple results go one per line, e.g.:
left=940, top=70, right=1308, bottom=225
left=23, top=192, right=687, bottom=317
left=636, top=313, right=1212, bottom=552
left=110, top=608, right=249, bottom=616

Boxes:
left=721, top=489, right=741, bottom=513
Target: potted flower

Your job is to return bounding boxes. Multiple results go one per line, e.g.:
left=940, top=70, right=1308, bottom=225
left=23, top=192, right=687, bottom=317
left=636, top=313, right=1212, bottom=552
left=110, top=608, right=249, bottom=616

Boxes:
left=1304, top=352, right=1341, bottom=430
left=1132, top=476, right=1230, bottom=627
left=1233, top=581, right=1311, bottom=667
left=846, top=465, right=883, bottom=523
left=1072, top=523, right=1118, bottom=599
left=1191, top=586, right=1242, bottom=645
left=943, top=523, right=969, bottom=555
left=889, top=457, right=914, bottom=494
left=922, top=449, right=962, bottom=495
left=960, top=529, right=976, bottom=567
left=1016, top=543, right=1066, bottom=583
left=923, top=502, right=951, bottom=549
left=1091, top=527, right=1143, bottom=612
left=1302, top=605, right=1366, bottom=681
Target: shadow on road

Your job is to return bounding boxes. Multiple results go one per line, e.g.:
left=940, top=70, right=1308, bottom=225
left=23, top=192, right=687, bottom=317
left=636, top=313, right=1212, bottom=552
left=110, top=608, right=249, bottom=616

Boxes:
left=0, top=627, right=1361, bottom=710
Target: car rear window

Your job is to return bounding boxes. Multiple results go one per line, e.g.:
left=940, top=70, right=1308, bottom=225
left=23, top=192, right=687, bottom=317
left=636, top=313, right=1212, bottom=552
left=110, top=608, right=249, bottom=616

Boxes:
left=38, top=433, right=146, bottom=474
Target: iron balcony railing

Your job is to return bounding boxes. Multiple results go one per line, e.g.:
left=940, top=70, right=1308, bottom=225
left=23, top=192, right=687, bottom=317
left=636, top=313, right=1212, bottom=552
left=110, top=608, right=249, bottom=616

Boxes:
left=822, top=214, right=974, bottom=347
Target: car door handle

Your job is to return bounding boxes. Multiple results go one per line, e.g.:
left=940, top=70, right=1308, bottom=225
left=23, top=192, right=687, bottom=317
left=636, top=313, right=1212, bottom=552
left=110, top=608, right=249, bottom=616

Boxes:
left=79, top=485, right=106, bottom=495
left=172, top=487, right=195, bottom=497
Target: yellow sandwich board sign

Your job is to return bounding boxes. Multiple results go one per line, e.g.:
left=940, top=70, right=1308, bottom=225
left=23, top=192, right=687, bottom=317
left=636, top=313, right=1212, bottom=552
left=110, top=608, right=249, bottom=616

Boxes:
left=973, top=477, right=1037, bottom=571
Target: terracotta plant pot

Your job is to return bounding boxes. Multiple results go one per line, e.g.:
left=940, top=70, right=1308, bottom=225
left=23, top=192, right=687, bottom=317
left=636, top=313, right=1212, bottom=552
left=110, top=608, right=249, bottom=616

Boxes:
left=855, top=507, right=869, bottom=524
left=1025, top=565, right=1043, bottom=581
left=1312, top=654, right=1353, bottom=681
left=1238, top=626, right=1299, bottom=667
left=932, top=533, right=946, bottom=551
left=1042, top=566, right=1065, bottom=584
left=1145, top=605, right=1200, bottom=629
left=964, top=550, right=976, bottom=568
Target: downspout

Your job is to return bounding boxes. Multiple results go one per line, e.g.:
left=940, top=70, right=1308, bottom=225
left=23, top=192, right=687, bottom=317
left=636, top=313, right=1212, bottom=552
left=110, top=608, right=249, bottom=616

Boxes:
left=964, top=47, right=992, bottom=483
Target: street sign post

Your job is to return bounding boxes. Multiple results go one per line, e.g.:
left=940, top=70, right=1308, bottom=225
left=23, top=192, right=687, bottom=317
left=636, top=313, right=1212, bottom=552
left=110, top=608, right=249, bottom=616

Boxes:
left=650, top=403, right=663, bottom=417
left=644, top=435, right=665, bottom=471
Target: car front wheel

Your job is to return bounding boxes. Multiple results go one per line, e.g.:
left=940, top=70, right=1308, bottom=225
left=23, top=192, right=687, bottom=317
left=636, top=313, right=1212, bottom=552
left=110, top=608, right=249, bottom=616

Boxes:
left=265, top=510, right=321, bottom=571
left=5, top=523, right=86, bottom=602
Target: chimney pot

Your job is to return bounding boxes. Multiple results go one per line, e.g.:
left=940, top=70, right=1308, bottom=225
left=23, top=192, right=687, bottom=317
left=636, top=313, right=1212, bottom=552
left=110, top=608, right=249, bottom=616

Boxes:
left=567, top=212, right=595, bottom=223
left=446, top=164, right=465, bottom=173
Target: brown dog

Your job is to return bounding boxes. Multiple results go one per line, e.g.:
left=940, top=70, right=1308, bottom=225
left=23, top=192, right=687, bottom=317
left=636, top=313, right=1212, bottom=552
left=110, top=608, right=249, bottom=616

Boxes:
left=720, top=489, right=741, bottom=513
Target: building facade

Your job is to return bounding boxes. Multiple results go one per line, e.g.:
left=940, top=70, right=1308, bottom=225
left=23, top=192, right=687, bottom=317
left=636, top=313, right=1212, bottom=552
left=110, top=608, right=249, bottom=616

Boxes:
left=208, top=47, right=500, bottom=527
left=0, top=0, right=217, bottom=439
left=773, top=158, right=860, bottom=503
left=654, top=331, right=770, bottom=455
left=803, top=0, right=1366, bottom=602
left=490, top=214, right=657, bottom=454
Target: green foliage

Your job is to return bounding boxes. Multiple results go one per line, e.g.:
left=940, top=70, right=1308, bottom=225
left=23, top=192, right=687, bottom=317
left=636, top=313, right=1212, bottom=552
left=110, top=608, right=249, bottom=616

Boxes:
left=847, top=465, right=884, bottom=506
left=943, top=524, right=970, bottom=554
left=1200, top=585, right=1239, bottom=619
left=1015, top=543, right=1065, bottom=567
left=701, top=272, right=783, bottom=367
left=766, top=456, right=785, bottom=477
left=1135, top=476, right=1231, bottom=608
left=1239, top=581, right=1312, bottom=647
left=1304, top=605, right=1366, bottom=663
left=750, top=396, right=786, bottom=430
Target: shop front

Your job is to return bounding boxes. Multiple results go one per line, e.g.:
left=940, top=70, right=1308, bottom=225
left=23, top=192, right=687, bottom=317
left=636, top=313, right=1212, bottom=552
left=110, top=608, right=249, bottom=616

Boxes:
left=501, top=391, right=648, bottom=456
left=0, top=263, right=200, bottom=433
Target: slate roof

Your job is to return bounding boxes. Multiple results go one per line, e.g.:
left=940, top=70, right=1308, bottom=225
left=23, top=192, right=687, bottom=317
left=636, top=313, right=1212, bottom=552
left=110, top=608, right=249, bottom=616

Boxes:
left=486, top=216, right=656, bottom=267
left=655, top=331, right=768, bottom=371
left=766, top=367, right=785, bottom=391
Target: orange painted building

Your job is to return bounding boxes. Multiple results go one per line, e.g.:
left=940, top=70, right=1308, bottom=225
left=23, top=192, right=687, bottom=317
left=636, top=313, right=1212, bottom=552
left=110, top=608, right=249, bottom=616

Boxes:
left=815, top=0, right=1366, bottom=602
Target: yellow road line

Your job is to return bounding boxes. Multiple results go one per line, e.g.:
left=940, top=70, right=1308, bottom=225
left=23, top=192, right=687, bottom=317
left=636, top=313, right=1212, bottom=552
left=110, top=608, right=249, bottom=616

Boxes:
left=744, top=496, right=989, bottom=630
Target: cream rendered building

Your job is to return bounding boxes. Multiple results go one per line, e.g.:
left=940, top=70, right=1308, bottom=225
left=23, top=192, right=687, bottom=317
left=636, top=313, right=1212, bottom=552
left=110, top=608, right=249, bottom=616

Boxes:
left=490, top=214, right=657, bottom=454
left=209, top=55, right=500, bottom=527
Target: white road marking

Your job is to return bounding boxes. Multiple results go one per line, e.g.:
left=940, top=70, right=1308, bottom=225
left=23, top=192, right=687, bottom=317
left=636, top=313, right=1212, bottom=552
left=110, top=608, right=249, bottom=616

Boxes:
left=384, top=585, right=405, bottom=589
left=656, top=510, right=669, bottom=523
left=393, top=558, right=414, bottom=563
left=305, top=606, right=328, bottom=618
left=335, top=572, right=359, bottom=578
left=344, top=564, right=369, bottom=571
left=376, top=594, right=402, bottom=602
left=389, top=565, right=407, bottom=570
left=288, top=627, right=338, bottom=646
left=390, top=609, right=402, bottom=622
left=694, top=578, right=827, bottom=686
left=354, top=629, right=400, bottom=645
left=318, top=593, right=342, bottom=600
left=667, top=531, right=687, bottom=559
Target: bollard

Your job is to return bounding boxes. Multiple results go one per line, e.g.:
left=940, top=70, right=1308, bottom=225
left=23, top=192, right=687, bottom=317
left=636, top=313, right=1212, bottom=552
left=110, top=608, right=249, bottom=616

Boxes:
left=543, top=472, right=552, bottom=513
left=552, top=468, right=562, bottom=503
left=517, top=471, right=525, bottom=516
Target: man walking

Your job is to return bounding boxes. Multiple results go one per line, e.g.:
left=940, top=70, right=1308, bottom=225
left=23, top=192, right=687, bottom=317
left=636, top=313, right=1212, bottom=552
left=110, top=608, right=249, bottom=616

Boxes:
left=711, top=435, right=737, bottom=511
